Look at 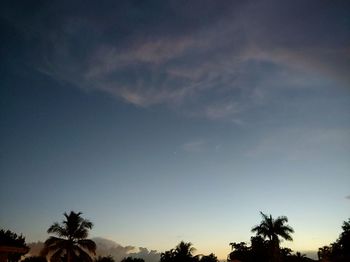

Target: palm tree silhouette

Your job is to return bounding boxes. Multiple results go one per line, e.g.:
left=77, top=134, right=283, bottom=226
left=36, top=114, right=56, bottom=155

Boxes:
left=251, top=212, right=294, bottom=262
left=295, top=252, right=306, bottom=260
left=41, top=211, right=96, bottom=262
left=160, top=242, right=196, bottom=262
left=174, top=241, right=196, bottom=262
left=175, top=241, right=195, bottom=257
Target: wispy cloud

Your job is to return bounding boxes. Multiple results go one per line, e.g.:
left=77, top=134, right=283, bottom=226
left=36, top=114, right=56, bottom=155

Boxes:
left=3, top=1, right=349, bottom=121
left=182, top=140, right=207, bottom=153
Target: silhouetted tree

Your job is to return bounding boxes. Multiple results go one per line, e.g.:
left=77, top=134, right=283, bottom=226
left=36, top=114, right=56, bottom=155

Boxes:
left=175, top=241, right=196, bottom=261
left=251, top=212, right=294, bottom=262
left=160, top=249, right=175, bottom=262
left=120, top=257, right=144, bottom=262
left=250, top=235, right=269, bottom=262
left=0, top=229, right=27, bottom=248
left=338, top=218, right=350, bottom=259
left=280, top=248, right=293, bottom=262
left=198, top=253, right=218, bottom=262
left=228, top=242, right=250, bottom=262
left=318, top=218, right=350, bottom=262
left=0, top=229, right=29, bottom=262
left=22, top=256, right=47, bottom=262
left=295, top=252, right=306, bottom=260
left=317, top=246, right=331, bottom=261
left=95, top=256, right=115, bottom=262
left=160, top=242, right=196, bottom=262
left=41, top=211, right=96, bottom=262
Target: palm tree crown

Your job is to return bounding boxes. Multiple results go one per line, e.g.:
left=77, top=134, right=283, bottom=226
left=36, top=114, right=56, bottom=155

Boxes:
left=160, top=241, right=196, bottom=262
left=251, top=212, right=294, bottom=244
left=41, top=211, right=96, bottom=262
left=175, top=241, right=196, bottom=258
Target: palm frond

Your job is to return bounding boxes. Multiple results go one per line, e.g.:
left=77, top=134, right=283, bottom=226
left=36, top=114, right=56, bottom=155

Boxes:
left=260, top=212, right=270, bottom=222
left=47, top=223, right=67, bottom=237
left=72, top=245, right=94, bottom=262
left=80, top=220, right=93, bottom=230
left=78, top=239, right=96, bottom=254
left=44, top=211, right=95, bottom=262
left=276, top=216, right=289, bottom=223
left=44, top=237, right=66, bottom=248
left=50, top=248, right=65, bottom=262
left=252, top=212, right=294, bottom=244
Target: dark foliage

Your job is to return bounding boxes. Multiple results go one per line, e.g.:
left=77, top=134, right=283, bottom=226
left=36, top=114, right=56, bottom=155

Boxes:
left=251, top=212, right=294, bottom=262
left=95, top=256, right=115, bottom=262
left=22, top=256, right=47, bottom=262
left=161, top=242, right=218, bottom=262
left=198, top=253, right=219, bottom=262
left=120, top=257, right=144, bottom=262
left=41, top=211, right=96, bottom=262
left=0, top=229, right=29, bottom=262
left=317, top=218, right=350, bottom=262
left=227, top=213, right=316, bottom=262
left=0, top=229, right=27, bottom=248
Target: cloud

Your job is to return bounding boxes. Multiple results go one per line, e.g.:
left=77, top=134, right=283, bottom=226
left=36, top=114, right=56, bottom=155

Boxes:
left=346, top=195, right=350, bottom=200
left=27, top=238, right=160, bottom=262
left=2, top=1, right=349, bottom=121
left=182, top=140, right=207, bottom=153
left=93, top=238, right=160, bottom=262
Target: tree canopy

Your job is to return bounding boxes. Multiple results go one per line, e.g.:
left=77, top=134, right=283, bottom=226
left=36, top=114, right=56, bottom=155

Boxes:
left=41, top=211, right=96, bottom=262
left=0, top=229, right=27, bottom=248
left=0, top=229, right=29, bottom=262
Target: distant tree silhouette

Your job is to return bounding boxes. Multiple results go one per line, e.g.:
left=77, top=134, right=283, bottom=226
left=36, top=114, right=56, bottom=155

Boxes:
left=251, top=212, right=294, bottom=262
left=317, top=246, right=331, bottom=261
left=160, top=242, right=197, bottom=262
left=227, top=242, right=250, bottom=262
left=280, top=248, right=292, bottom=257
left=174, top=241, right=196, bottom=261
left=338, top=218, right=350, bottom=259
left=318, top=218, right=350, bottom=262
left=0, top=229, right=29, bottom=262
left=22, top=256, right=47, bottom=262
left=0, top=229, right=27, bottom=248
left=160, top=249, right=175, bottom=262
left=120, top=257, right=144, bottom=262
left=41, top=211, right=96, bottom=262
left=295, top=252, right=306, bottom=260
left=95, top=256, right=115, bottom=262
left=198, top=253, right=218, bottom=262
left=280, top=248, right=292, bottom=261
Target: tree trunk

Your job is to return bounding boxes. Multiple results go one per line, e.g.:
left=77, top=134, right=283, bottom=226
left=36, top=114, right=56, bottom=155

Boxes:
left=67, top=250, right=71, bottom=262
left=270, top=238, right=280, bottom=262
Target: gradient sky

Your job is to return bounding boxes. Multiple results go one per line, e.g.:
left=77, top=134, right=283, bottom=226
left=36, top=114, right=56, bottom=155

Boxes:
left=1, top=0, right=350, bottom=259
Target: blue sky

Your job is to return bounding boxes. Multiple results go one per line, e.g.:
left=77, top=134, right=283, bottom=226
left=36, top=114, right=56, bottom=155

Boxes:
left=1, top=0, right=350, bottom=259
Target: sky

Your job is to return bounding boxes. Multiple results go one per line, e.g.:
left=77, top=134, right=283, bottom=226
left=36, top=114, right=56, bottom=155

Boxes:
left=1, top=0, right=350, bottom=260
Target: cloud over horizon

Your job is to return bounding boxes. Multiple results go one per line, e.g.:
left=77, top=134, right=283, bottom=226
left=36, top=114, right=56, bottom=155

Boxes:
left=28, top=237, right=160, bottom=262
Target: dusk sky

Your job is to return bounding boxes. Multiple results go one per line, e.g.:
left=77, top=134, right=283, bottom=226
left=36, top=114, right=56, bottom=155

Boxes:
left=1, top=0, right=350, bottom=259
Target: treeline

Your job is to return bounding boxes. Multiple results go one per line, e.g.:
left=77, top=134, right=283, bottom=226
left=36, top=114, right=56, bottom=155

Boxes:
left=317, top=218, right=350, bottom=262
left=1, top=211, right=349, bottom=262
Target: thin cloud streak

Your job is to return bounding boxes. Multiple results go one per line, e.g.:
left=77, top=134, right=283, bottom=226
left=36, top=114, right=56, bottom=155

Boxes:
left=182, top=140, right=207, bottom=153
